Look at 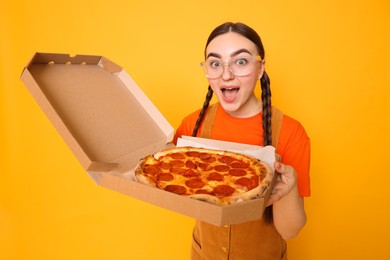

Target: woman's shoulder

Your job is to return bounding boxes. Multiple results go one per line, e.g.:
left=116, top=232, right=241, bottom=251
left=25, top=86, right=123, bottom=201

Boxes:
left=181, top=108, right=202, bottom=125
left=280, top=112, right=310, bottom=143
left=174, top=108, right=202, bottom=143
left=282, top=113, right=305, bottom=129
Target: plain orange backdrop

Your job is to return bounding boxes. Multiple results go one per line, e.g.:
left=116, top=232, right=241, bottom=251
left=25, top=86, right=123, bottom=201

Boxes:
left=1, top=0, right=389, bottom=259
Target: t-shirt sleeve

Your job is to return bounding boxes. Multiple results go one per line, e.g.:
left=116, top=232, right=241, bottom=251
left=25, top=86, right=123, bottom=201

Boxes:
left=277, top=117, right=311, bottom=197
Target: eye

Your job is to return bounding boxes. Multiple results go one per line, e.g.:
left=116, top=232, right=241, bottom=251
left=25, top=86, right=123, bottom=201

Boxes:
left=234, top=58, right=249, bottom=66
left=208, top=60, right=222, bottom=69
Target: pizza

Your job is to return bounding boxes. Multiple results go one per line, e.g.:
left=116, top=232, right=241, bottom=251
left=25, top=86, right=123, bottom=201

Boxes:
left=134, top=147, right=274, bottom=206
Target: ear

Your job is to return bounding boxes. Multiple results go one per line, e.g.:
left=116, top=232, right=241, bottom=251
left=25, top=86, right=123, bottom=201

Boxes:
left=258, top=60, right=266, bottom=79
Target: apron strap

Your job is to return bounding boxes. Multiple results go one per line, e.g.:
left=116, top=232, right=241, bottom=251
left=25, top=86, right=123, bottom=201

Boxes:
left=200, top=103, right=219, bottom=138
left=271, top=106, right=283, bottom=149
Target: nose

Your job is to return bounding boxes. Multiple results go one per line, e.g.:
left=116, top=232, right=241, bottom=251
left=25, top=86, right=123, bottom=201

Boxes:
left=221, top=63, right=234, bottom=80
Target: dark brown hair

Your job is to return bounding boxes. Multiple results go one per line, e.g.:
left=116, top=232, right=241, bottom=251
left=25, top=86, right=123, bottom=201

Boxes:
left=192, top=22, right=272, bottom=147
left=192, top=22, right=274, bottom=222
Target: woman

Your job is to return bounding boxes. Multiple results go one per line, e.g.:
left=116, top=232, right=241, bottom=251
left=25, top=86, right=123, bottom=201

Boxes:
left=174, top=22, right=310, bottom=260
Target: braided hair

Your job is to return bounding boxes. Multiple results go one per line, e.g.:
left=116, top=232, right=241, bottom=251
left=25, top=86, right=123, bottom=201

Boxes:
left=191, top=86, right=214, bottom=137
left=192, top=22, right=272, bottom=147
left=261, top=71, right=272, bottom=146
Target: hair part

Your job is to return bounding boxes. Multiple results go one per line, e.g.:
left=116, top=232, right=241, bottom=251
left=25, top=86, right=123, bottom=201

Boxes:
left=204, top=22, right=265, bottom=60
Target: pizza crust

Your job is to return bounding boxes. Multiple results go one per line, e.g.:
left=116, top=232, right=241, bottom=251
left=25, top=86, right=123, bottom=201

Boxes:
left=134, top=146, right=274, bottom=206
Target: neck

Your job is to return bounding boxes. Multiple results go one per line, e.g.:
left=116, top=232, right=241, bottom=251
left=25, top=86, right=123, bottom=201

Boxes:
left=226, top=95, right=262, bottom=118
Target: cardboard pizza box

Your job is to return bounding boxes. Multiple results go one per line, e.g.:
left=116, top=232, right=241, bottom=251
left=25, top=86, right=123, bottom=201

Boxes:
left=20, top=52, right=276, bottom=226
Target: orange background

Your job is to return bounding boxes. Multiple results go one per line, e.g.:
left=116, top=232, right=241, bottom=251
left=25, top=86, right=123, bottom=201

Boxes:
left=1, top=0, right=389, bottom=259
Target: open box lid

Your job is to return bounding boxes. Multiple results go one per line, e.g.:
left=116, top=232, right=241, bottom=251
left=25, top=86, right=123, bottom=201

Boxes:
left=21, top=52, right=174, bottom=172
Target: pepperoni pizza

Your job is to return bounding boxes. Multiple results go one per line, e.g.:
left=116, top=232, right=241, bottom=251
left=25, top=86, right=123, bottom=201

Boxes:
left=134, top=147, right=274, bottom=206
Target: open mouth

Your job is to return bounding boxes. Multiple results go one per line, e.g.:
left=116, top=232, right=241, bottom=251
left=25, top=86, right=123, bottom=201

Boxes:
left=221, top=87, right=239, bottom=102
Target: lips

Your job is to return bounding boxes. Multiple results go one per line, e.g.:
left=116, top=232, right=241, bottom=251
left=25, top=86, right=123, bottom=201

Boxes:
left=221, top=87, right=239, bottom=102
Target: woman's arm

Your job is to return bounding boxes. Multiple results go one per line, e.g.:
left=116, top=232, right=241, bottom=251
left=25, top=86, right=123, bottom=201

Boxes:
left=267, top=162, right=307, bottom=240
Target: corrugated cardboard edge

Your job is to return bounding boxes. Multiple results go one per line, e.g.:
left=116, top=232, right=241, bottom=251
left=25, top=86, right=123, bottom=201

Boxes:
left=116, top=70, right=174, bottom=143
left=88, top=170, right=269, bottom=226
left=98, top=56, right=122, bottom=73
left=26, top=52, right=102, bottom=66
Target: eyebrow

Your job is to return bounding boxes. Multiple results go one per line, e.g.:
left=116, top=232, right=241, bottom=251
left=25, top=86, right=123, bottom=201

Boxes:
left=206, top=48, right=252, bottom=59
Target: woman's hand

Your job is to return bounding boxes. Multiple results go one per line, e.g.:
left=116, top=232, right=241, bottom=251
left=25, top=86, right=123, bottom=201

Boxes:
left=266, top=161, right=297, bottom=206
left=266, top=161, right=306, bottom=239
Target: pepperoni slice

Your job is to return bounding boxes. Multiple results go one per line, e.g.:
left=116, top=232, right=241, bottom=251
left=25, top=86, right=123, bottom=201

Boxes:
left=170, top=167, right=185, bottom=174
left=186, top=151, right=200, bottom=157
left=165, top=185, right=186, bottom=195
left=197, top=163, right=213, bottom=171
left=251, top=175, right=259, bottom=186
left=207, top=172, right=224, bottom=181
left=156, top=173, right=174, bottom=181
left=169, top=153, right=185, bottom=159
left=213, top=185, right=235, bottom=197
left=160, top=162, right=171, bottom=170
left=235, top=177, right=254, bottom=190
left=230, top=162, right=249, bottom=168
left=185, top=178, right=205, bottom=189
left=169, top=160, right=185, bottom=167
left=143, top=165, right=161, bottom=175
left=185, top=160, right=197, bottom=169
left=199, top=153, right=211, bottom=160
left=195, top=189, right=210, bottom=195
left=214, top=165, right=230, bottom=172
left=199, top=153, right=217, bottom=163
left=229, top=169, right=247, bottom=176
left=181, top=169, right=200, bottom=178
left=218, top=156, right=236, bottom=164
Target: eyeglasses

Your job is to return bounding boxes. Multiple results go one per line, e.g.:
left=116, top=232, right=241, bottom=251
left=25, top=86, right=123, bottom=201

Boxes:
left=200, top=54, right=262, bottom=79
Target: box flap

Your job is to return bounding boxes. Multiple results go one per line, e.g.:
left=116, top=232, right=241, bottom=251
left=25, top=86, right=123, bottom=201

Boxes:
left=89, top=170, right=269, bottom=226
left=21, top=52, right=174, bottom=171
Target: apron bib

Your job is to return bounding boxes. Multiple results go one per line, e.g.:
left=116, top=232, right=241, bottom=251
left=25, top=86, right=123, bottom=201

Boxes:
left=191, top=103, right=287, bottom=260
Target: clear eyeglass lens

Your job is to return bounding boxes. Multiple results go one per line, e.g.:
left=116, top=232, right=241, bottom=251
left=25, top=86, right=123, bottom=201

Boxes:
left=201, top=55, right=260, bottom=79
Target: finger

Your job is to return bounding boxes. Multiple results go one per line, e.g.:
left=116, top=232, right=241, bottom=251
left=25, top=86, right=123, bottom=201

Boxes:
left=274, top=161, right=283, bottom=172
left=274, top=162, right=296, bottom=183
left=266, top=194, right=277, bottom=207
left=280, top=174, right=288, bottom=184
left=274, top=161, right=290, bottom=174
left=267, top=192, right=282, bottom=206
left=266, top=187, right=287, bottom=206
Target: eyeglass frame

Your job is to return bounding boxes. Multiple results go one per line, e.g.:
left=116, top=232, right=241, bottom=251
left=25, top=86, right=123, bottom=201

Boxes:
left=200, top=54, right=263, bottom=79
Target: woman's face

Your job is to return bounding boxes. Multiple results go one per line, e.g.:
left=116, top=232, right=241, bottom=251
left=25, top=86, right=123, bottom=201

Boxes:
left=205, top=32, right=264, bottom=118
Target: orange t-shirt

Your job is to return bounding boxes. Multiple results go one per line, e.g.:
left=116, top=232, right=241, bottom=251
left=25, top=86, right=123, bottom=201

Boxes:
left=174, top=105, right=311, bottom=197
